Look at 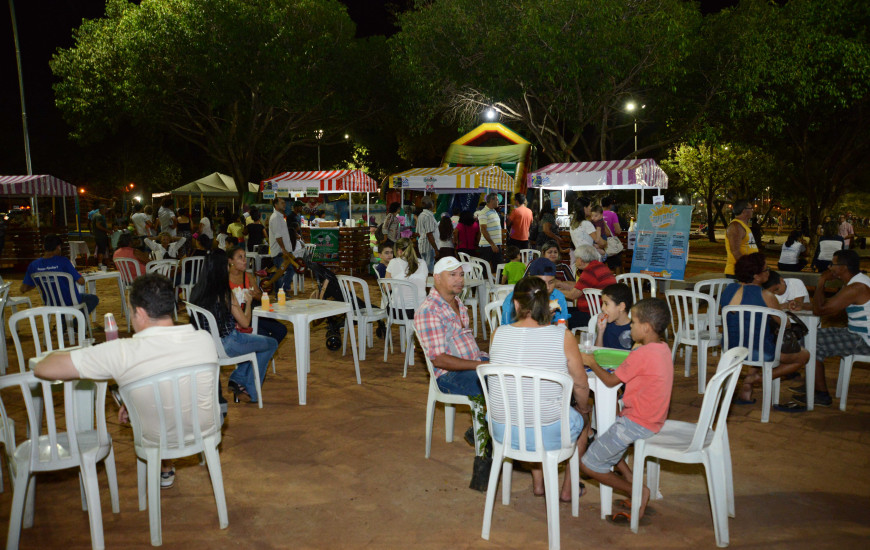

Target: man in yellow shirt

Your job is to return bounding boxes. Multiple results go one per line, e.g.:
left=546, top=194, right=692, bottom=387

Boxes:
left=725, top=199, right=758, bottom=277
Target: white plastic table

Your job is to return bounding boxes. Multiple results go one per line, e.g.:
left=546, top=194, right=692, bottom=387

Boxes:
left=81, top=270, right=128, bottom=325
left=68, top=240, right=90, bottom=264
left=581, top=348, right=624, bottom=519
left=794, top=310, right=821, bottom=410
left=252, top=299, right=360, bottom=405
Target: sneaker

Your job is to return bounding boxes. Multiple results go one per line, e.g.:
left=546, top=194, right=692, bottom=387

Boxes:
left=160, top=468, right=176, bottom=489
left=787, top=384, right=806, bottom=394
left=793, top=392, right=832, bottom=407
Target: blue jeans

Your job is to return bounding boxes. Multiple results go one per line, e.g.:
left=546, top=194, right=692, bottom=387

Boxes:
left=272, top=254, right=296, bottom=293
left=81, top=293, right=99, bottom=315
left=436, top=370, right=483, bottom=397
left=257, top=317, right=288, bottom=345
left=221, top=330, right=278, bottom=403
left=422, top=247, right=436, bottom=273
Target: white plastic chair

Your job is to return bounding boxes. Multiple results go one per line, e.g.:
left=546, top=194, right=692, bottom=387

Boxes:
left=146, top=259, right=180, bottom=320
left=615, top=272, right=657, bottom=302
left=0, top=283, right=10, bottom=375
left=178, top=256, right=206, bottom=306
left=29, top=271, right=94, bottom=340
left=722, top=305, right=788, bottom=423
left=520, top=248, right=540, bottom=264
left=292, top=243, right=317, bottom=296
left=0, top=370, right=119, bottom=550
left=695, top=278, right=733, bottom=331
left=9, top=306, right=87, bottom=374
left=463, top=262, right=487, bottom=339
left=114, top=257, right=145, bottom=332
left=458, top=251, right=474, bottom=265
left=376, top=278, right=418, bottom=377
left=477, top=364, right=580, bottom=550
left=494, top=263, right=506, bottom=286
left=417, top=335, right=482, bottom=458
left=484, top=300, right=503, bottom=335
left=836, top=353, right=869, bottom=411
left=119, top=362, right=227, bottom=546
left=336, top=275, right=387, bottom=362
left=582, top=288, right=603, bottom=317
left=666, top=289, right=723, bottom=394
left=0, top=274, right=33, bottom=315
left=491, top=284, right=514, bottom=304
left=185, top=302, right=264, bottom=409
left=629, top=347, right=748, bottom=546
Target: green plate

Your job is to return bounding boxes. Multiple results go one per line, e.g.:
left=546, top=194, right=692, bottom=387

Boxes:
left=593, top=349, right=630, bottom=369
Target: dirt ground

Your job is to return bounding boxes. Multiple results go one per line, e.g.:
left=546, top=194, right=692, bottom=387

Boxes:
left=0, top=262, right=868, bottom=550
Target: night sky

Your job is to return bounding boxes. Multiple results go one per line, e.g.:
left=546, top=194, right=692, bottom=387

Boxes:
left=0, top=0, right=738, bottom=179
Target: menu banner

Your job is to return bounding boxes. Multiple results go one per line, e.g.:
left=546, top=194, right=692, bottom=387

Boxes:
left=629, top=204, right=693, bottom=281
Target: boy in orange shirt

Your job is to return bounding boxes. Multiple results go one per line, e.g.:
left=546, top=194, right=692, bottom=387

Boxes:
left=580, top=297, right=673, bottom=524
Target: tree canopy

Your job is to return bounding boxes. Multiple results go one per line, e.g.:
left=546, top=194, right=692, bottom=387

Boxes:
left=51, top=0, right=388, bottom=192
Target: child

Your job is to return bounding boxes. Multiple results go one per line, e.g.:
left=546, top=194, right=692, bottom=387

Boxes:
left=374, top=243, right=393, bottom=279
left=501, top=245, right=525, bottom=284
left=579, top=298, right=673, bottom=524
left=596, top=283, right=633, bottom=350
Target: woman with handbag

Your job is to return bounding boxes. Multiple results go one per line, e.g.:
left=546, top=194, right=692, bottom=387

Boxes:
left=720, top=253, right=810, bottom=406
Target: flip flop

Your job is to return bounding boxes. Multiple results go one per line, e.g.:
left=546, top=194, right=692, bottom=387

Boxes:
left=559, top=481, right=586, bottom=502
left=773, top=401, right=807, bottom=412
left=616, top=499, right=657, bottom=516
left=732, top=397, right=756, bottom=405
left=607, top=511, right=651, bottom=527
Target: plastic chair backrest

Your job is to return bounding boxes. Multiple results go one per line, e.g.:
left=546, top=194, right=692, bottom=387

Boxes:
left=0, top=283, right=10, bottom=373
left=494, top=263, right=506, bottom=285
left=484, top=300, right=503, bottom=334
left=694, top=278, right=733, bottom=325
left=721, top=305, right=787, bottom=367
left=336, top=275, right=377, bottom=318
left=184, top=302, right=231, bottom=360
left=477, top=364, right=575, bottom=461
left=470, top=257, right=495, bottom=285
left=685, top=347, right=747, bottom=453
left=8, top=306, right=86, bottom=373
left=30, top=271, right=81, bottom=308
left=468, top=261, right=485, bottom=283
left=0, top=370, right=109, bottom=470
left=665, top=289, right=717, bottom=344
left=615, top=273, right=657, bottom=301
left=582, top=288, right=603, bottom=316
left=119, top=363, right=221, bottom=455
left=180, top=256, right=206, bottom=287
left=303, top=243, right=317, bottom=261
left=114, top=257, right=145, bottom=285
left=520, top=249, right=540, bottom=264
left=458, top=252, right=473, bottom=265
left=377, top=278, right=417, bottom=323
left=492, top=285, right=514, bottom=303
left=146, top=259, right=179, bottom=279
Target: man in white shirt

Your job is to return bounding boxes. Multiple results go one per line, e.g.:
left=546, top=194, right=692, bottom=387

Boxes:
left=838, top=214, right=855, bottom=248
left=157, top=197, right=177, bottom=236
left=416, top=196, right=438, bottom=272
left=763, top=271, right=810, bottom=309
left=130, top=203, right=151, bottom=237
left=268, top=197, right=294, bottom=294
left=34, top=273, right=220, bottom=489
left=477, top=192, right=503, bottom=273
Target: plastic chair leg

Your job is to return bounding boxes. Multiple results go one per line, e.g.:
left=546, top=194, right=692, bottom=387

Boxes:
left=839, top=356, right=855, bottom=411
left=444, top=404, right=456, bottom=443
left=542, top=455, right=561, bottom=550
left=80, top=459, right=106, bottom=550
left=7, top=469, right=31, bottom=550
left=501, top=460, right=513, bottom=505
left=136, top=458, right=147, bottom=511
left=202, top=440, right=229, bottom=529
left=104, top=447, right=120, bottom=514
left=480, top=446, right=504, bottom=541
left=22, top=472, right=35, bottom=529
left=699, top=342, right=710, bottom=395
left=145, top=450, right=163, bottom=546
left=425, top=393, right=436, bottom=458
left=630, top=442, right=647, bottom=534
left=760, top=365, right=773, bottom=423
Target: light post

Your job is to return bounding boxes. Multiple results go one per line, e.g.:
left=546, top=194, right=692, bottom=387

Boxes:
left=315, top=129, right=324, bottom=170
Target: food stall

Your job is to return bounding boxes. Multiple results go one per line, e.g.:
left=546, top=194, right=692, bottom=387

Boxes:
left=261, top=170, right=378, bottom=275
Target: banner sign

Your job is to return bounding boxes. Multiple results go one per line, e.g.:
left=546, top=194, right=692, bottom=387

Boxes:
left=262, top=190, right=275, bottom=200
left=310, top=228, right=339, bottom=262
left=275, top=188, right=290, bottom=198
left=305, top=186, right=320, bottom=197
left=629, top=204, right=693, bottom=281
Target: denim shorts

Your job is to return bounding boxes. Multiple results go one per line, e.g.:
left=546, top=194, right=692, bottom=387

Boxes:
left=490, top=407, right=584, bottom=452
left=581, top=416, right=653, bottom=474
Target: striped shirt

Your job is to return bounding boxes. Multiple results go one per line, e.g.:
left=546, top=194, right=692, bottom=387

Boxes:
left=416, top=209, right=437, bottom=255
left=414, top=288, right=480, bottom=377
left=477, top=206, right=502, bottom=246
left=488, top=325, right=568, bottom=425
left=847, top=272, right=870, bottom=345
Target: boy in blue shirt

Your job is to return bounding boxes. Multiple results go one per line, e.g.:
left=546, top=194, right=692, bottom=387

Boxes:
left=374, top=243, right=393, bottom=279
left=501, top=258, right=569, bottom=325
left=595, top=283, right=633, bottom=350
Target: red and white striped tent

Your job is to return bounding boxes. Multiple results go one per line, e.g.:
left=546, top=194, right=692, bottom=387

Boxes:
left=0, top=174, right=77, bottom=196
left=527, top=158, right=668, bottom=191
left=261, top=169, right=378, bottom=193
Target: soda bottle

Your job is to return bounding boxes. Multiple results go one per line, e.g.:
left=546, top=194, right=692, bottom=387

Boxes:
left=261, top=292, right=270, bottom=310
left=277, top=288, right=286, bottom=306
left=557, top=318, right=567, bottom=329
left=104, top=312, right=119, bottom=341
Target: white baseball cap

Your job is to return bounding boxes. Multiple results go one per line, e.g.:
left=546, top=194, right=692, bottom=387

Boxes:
left=433, top=256, right=464, bottom=274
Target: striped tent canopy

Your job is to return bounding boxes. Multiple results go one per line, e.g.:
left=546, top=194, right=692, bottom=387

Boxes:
left=389, top=165, right=514, bottom=194
left=527, top=158, right=668, bottom=191
left=262, top=169, right=378, bottom=193
left=0, top=174, right=77, bottom=197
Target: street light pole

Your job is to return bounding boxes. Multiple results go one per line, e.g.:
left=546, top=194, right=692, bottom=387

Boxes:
left=316, top=129, right=324, bottom=170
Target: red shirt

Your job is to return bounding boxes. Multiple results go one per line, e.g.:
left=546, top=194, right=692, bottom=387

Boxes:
left=573, top=260, right=616, bottom=312
left=615, top=342, right=673, bottom=432
left=508, top=205, right=533, bottom=241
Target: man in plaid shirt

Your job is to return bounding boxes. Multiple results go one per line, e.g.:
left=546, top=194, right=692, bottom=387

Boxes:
left=415, top=256, right=485, bottom=397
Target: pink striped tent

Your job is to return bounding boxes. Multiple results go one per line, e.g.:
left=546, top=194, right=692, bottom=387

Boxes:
left=0, top=174, right=77, bottom=196
left=262, top=169, right=378, bottom=193
left=526, top=159, right=668, bottom=191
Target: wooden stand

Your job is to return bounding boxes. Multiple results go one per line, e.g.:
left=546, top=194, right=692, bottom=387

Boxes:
left=301, top=226, right=370, bottom=276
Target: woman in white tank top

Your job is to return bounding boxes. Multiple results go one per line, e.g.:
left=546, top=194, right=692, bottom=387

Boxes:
left=488, top=277, right=591, bottom=502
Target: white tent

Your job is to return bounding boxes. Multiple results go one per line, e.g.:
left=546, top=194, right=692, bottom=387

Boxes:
left=527, top=158, right=668, bottom=206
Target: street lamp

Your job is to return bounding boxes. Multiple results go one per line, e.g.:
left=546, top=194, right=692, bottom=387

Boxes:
left=485, top=107, right=497, bottom=121
left=315, top=129, right=324, bottom=170
left=625, top=101, right=646, bottom=155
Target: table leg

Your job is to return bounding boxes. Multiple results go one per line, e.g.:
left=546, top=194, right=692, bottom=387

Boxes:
left=805, top=319, right=818, bottom=411
left=291, top=317, right=310, bottom=405
left=346, top=315, right=361, bottom=384
left=116, top=278, right=129, bottom=329
left=86, top=281, right=98, bottom=322
left=592, top=377, right=619, bottom=519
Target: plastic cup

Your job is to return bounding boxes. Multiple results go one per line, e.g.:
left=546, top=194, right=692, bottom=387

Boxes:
left=100, top=265, right=108, bottom=272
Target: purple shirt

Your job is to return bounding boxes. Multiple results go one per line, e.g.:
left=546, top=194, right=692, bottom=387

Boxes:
left=602, top=210, right=620, bottom=237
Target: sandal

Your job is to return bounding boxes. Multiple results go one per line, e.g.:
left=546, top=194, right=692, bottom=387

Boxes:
left=773, top=401, right=806, bottom=412
left=228, top=380, right=251, bottom=403
left=607, top=511, right=652, bottom=527
left=616, top=499, right=657, bottom=516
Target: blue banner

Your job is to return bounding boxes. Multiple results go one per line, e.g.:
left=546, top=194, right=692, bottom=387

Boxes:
left=630, top=204, right=693, bottom=281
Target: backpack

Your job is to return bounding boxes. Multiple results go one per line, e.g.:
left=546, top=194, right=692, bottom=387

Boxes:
left=375, top=221, right=385, bottom=243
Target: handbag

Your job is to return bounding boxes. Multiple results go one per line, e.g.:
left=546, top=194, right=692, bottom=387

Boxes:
left=604, top=223, right=624, bottom=256
left=780, top=311, right=809, bottom=354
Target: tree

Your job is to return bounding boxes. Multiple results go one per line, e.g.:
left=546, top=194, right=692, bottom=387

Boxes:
left=51, top=0, right=388, bottom=195
left=391, top=0, right=713, bottom=163
left=717, top=0, right=870, bottom=248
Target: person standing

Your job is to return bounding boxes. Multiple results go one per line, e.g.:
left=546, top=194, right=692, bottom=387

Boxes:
left=506, top=193, right=533, bottom=250
left=157, top=197, right=177, bottom=236
left=601, top=196, right=623, bottom=273
left=130, top=203, right=152, bottom=238
left=724, top=198, right=758, bottom=278
left=91, top=203, right=110, bottom=268
left=416, top=197, right=438, bottom=273
left=199, top=208, right=214, bottom=239
left=477, top=192, right=503, bottom=272
left=268, top=197, right=294, bottom=294
left=838, top=214, right=855, bottom=249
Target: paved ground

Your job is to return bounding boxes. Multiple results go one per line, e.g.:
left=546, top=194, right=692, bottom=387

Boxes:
left=0, top=259, right=868, bottom=549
